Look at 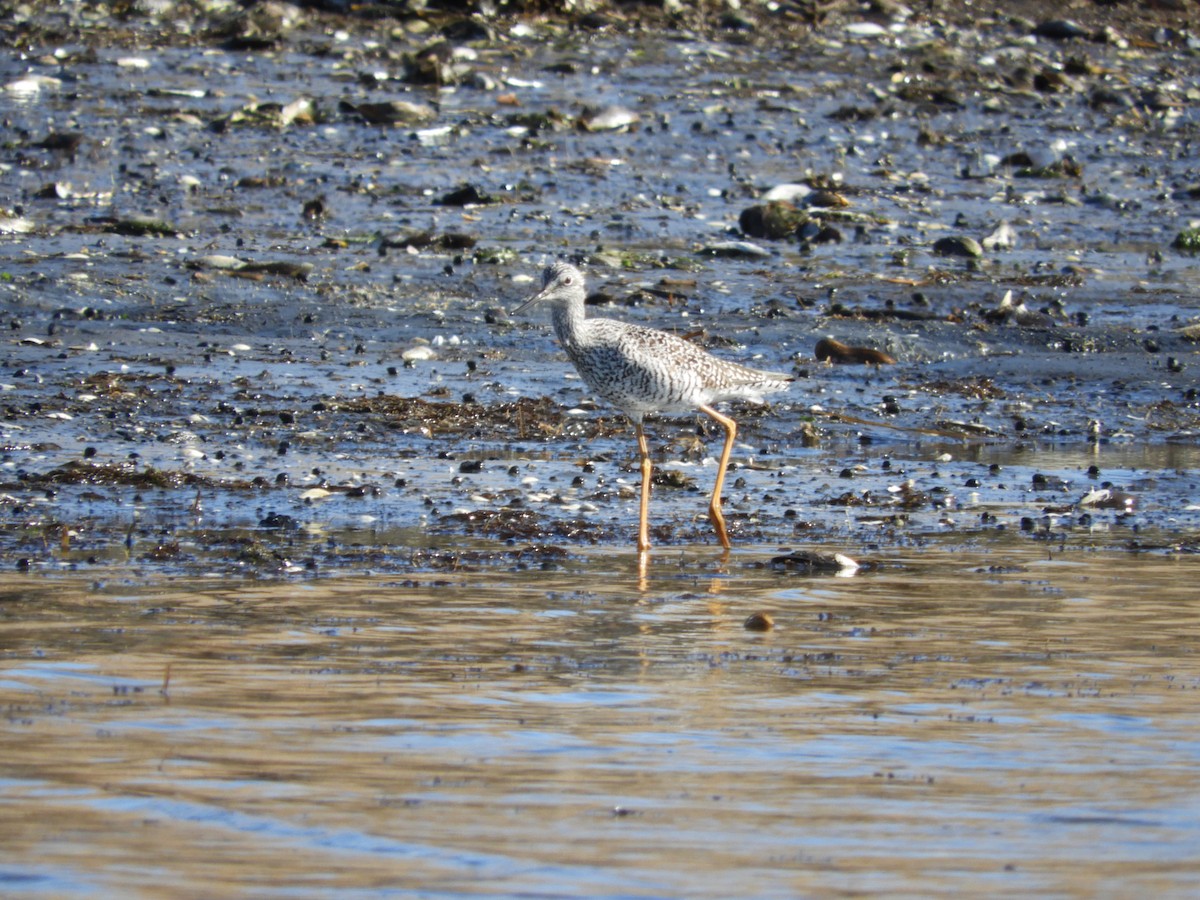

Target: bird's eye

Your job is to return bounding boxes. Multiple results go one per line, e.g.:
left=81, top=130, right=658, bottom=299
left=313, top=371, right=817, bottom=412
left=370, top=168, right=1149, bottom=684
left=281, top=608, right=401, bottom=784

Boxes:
left=562, top=276, right=573, bottom=285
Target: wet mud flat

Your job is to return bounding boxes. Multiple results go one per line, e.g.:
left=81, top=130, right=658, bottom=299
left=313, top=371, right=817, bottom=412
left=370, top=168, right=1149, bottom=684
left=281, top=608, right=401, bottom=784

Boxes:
left=1, top=1, right=1200, bottom=575
left=3, top=2, right=1200, bottom=897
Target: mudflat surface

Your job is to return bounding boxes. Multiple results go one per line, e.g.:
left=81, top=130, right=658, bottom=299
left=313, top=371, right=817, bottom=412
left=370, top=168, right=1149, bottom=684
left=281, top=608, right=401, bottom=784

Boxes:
left=1, top=0, right=1198, bottom=571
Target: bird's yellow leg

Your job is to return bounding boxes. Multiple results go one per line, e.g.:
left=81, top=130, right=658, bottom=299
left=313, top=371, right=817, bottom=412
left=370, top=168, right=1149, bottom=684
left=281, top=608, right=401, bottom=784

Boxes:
left=699, top=405, right=736, bottom=550
left=635, top=422, right=653, bottom=552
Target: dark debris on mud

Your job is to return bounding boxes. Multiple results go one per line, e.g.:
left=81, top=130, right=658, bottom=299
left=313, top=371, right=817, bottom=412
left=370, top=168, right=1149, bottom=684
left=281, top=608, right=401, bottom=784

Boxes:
left=331, top=394, right=614, bottom=441
left=14, top=459, right=230, bottom=490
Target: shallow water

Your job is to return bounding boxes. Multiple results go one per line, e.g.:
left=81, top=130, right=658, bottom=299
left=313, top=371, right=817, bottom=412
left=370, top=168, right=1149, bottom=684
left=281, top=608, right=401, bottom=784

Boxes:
left=1, top=538, right=1198, bottom=897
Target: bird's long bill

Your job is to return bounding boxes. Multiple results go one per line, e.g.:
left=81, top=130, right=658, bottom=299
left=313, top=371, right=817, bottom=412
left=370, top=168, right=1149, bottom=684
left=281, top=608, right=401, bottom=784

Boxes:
left=510, top=283, right=550, bottom=317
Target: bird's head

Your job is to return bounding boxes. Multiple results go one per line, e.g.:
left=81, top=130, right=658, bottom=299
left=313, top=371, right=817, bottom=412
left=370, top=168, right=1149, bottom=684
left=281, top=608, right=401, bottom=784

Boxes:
left=511, top=261, right=585, bottom=315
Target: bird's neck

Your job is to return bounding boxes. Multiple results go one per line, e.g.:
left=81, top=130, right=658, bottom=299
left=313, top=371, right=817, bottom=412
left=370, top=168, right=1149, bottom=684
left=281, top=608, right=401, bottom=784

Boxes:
left=550, top=298, right=586, bottom=349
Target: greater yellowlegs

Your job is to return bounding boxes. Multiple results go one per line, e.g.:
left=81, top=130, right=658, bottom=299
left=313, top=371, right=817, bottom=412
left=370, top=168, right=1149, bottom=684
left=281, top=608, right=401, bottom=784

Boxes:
left=513, top=261, right=793, bottom=552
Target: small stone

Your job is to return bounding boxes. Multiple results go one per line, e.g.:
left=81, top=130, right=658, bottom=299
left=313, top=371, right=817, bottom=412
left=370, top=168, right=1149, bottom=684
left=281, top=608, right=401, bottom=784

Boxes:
left=744, top=611, right=774, bottom=631
left=770, top=551, right=860, bottom=574
left=37, top=131, right=84, bottom=153
left=34, top=181, right=72, bottom=200
left=803, top=189, right=850, bottom=209
left=982, top=222, right=1017, bottom=251
left=698, top=240, right=771, bottom=259
left=438, top=183, right=495, bottom=206
left=344, top=99, right=437, bottom=126
left=1078, top=488, right=1136, bottom=511
left=1172, top=228, right=1200, bottom=253
left=402, top=345, right=436, bottom=362
left=815, top=338, right=895, bottom=365
left=933, top=236, right=984, bottom=258
left=301, top=196, right=326, bottom=220
left=107, top=215, right=178, bottom=237
left=1034, top=19, right=1090, bottom=40
left=739, top=201, right=804, bottom=240
left=577, top=105, right=639, bottom=132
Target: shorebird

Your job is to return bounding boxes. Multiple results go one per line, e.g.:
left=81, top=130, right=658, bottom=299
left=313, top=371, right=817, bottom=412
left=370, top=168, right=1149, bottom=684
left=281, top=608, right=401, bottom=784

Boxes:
left=513, top=261, right=792, bottom=552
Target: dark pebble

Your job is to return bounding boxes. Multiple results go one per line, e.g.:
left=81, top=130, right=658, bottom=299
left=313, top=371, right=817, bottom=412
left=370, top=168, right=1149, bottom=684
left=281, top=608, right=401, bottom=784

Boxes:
left=744, top=612, right=774, bottom=631
left=815, top=338, right=896, bottom=365
left=933, top=236, right=984, bottom=258
left=438, top=183, right=493, bottom=206
left=1034, top=19, right=1089, bottom=40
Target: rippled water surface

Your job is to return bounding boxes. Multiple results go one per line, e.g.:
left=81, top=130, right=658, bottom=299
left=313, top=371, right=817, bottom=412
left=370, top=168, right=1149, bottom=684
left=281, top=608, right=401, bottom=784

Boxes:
left=2, top=539, right=1198, bottom=897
